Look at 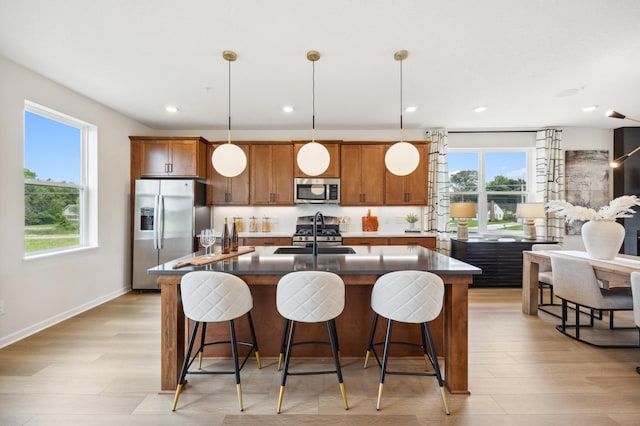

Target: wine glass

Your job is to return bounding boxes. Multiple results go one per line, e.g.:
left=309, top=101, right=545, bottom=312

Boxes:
left=200, top=229, right=216, bottom=257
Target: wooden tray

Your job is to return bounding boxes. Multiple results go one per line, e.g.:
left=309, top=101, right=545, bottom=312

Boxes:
left=172, top=246, right=255, bottom=269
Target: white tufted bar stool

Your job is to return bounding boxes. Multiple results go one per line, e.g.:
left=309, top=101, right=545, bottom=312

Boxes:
left=171, top=271, right=261, bottom=412
left=364, top=270, right=449, bottom=414
left=275, top=271, right=348, bottom=414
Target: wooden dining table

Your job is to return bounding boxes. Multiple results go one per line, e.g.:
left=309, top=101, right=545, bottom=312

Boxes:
left=522, top=249, right=640, bottom=315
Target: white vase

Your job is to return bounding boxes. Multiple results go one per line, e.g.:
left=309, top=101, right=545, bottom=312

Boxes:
left=581, top=220, right=625, bottom=260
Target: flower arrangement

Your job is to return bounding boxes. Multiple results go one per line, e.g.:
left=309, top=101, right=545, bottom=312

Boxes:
left=405, top=213, right=419, bottom=223
left=545, top=195, right=640, bottom=222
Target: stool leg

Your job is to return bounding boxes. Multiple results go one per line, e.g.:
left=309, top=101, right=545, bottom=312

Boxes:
left=172, top=321, right=200, bottom=411
left=228, top=319, right=243, bottom=411
left=420, top=322, right=431, bottom=371
left=246, top=311, right=261, bottom=369
left=198, top=322, right=208, bottom=369
left=364, top=313, right=379, bottom=369
left=277, top=320, right=296, bottom=414
left=376, top=318, right=393, bottom=411
left=327, top=319, right=348, bottom=410
left=422, top=322, right=450, bottom=415
left=330, top=319, right=342, bottom=366
left=277, top=319, right=290, bottom=371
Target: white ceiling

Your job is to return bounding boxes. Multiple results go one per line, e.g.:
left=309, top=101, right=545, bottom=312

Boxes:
left=1, top=0, right=640, bottom=131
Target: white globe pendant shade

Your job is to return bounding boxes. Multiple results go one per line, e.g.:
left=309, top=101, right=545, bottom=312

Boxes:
left=212, top=143, right=247, bottom=177
left=385, top=141, right=420, bottom=176
left=297, top=142, right=330, bottom=176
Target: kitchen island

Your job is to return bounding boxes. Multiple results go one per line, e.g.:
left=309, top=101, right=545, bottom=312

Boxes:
left=148, top=245, right=481, bottom=394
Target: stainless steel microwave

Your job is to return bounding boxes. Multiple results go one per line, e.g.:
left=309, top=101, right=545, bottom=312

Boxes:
left=294, top=178, right=340, bottom=204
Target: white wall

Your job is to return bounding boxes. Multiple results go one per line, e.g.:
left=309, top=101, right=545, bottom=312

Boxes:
left=0, top=56, right=150, bottom=347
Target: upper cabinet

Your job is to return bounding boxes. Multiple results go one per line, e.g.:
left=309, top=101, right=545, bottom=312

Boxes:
left=293, top=141, right=341, bottom=178
left=250, top=143, right=294, bottom=205
left=130, top=136, right=207, bottom=179
left=384, top=143, right=429, bottom=205
left=207, top=143, right=250, bottom=205
left=340, top=144, right=385, bottom=205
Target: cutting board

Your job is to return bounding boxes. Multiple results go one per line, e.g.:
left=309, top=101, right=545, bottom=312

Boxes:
left=172, top=246, right=255, bottom=269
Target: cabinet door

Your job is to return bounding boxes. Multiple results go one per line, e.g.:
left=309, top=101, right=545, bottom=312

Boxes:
left=294, top=142, right=340, bottom=178
left=385, top=143, right=428, bottom=205
left=207, top=144, right=250, bottom=205
left=271, top=144, right=294, bottom=204
left=251, top=144, right=293, bottom=205
left=340, top=144, right=385, bottom=205
left=140, top=140, right=171, bottom=176
left=169, top=140, right=199, bottom=176
left=340, top=145, right=363, bottom=205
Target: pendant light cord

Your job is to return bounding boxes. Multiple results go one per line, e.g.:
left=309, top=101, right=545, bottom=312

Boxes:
left=228, top=58, right=232, bottom=144
left=312, top=59, right=316, bottom=142
left=399, top=58, right=404, bottom=141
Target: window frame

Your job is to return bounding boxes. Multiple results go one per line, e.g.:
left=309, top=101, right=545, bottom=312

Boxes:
left=23, top=101, right=98, bottom=258
left=449, top=147, right=536, bottom=235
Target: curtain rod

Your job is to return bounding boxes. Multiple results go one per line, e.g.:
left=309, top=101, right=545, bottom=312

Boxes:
left=446, top=130, right=538, bottom=134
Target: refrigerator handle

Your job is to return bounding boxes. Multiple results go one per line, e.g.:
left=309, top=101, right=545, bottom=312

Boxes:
left=153, top=195, right=160, bottom=250
left=158, top=195, right=165, bottom=249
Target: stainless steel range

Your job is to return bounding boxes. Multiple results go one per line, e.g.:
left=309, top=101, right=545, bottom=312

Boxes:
left=292, top=215, right=342, bottom=246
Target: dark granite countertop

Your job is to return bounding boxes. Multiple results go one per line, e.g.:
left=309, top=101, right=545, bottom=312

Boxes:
left=148, top=245, right=482, bottom=277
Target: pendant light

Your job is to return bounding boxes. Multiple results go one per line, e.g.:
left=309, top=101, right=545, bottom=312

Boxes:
left=296, top=50, right=330, bottom=176
left=211, top=50, right=247, bottom=178
left=385, top=50, right=420, bottom=176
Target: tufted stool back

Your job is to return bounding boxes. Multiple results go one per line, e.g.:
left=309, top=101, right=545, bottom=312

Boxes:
left=371, top=270, right=444, bottom=324
left=181, top=271, right=253, bottom=323
left=276, top=271, right=345, bottom=323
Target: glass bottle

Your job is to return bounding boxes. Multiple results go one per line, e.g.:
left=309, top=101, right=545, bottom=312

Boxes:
left=231, top=218, right=239, bottom=252
left=222, top=218, right=230, bottom=254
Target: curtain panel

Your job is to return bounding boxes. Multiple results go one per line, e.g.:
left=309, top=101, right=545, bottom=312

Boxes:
left=426, top=130, right=451, bottom=253
left=535, top=129, right=564, bottom=242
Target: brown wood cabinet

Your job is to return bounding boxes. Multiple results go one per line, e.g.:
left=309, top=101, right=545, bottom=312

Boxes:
left=206, top=143, right=250, bottom=205
left=343, top=236, right=436, bottom=249
left=242, top=237, right=292, bottom=246
left=130, top=136, right=207, bottom=179
left=384, top=143, right=429, bottom=205
left=340, top=144, right=385, bottom=205
left=293, top=141, right=341, bottom=178
left=250, top=143, right=294, bottom=205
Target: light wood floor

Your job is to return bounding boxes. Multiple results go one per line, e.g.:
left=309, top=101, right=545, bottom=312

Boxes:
left=1, top=288, right=639, bottom=426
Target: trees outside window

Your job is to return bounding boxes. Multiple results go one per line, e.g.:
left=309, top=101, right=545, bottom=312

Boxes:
left=449, top=150, right=532, bottom=235
left=24, top=102, right=97, bottom=255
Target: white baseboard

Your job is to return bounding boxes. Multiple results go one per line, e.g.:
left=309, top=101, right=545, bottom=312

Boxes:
left=0, top=286, right=130, bottom=349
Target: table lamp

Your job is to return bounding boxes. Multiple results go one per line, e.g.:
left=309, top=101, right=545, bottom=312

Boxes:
left=450, top=202, right=476, bottom=240
left=516, top=202, right=545, bottom=240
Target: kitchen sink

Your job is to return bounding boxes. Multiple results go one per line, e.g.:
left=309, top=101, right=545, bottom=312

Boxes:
left=273, top=246, right=356, bottom=255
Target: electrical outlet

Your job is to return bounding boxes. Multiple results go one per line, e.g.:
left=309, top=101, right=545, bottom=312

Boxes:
left=0, top=300, right=4, bottom=316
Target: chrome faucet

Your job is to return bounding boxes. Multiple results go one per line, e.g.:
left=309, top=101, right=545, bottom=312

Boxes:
left=312, top=211, right=325, bottom=256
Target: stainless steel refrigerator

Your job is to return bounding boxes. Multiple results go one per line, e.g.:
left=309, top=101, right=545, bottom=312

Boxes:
left=132, top=179, right=209, bottom=290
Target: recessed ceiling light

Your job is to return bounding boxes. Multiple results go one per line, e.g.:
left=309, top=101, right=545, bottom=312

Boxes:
left=283, top=106, right=294, bottom=113
left=405, top=106, right=417, bottom=113
left=582, top=105, right=598, bottom=112
left=473, top=105, right=488, bottom=112
left=165, top=105, right=179, bottom=113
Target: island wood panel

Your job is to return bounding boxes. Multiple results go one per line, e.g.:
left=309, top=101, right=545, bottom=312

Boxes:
left=158, top=271, right=472, bottom=395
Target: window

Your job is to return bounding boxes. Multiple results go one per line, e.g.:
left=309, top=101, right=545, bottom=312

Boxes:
left=24, top=101, right=97, bottom=256
left=449, top=149, right=533, bottom=235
